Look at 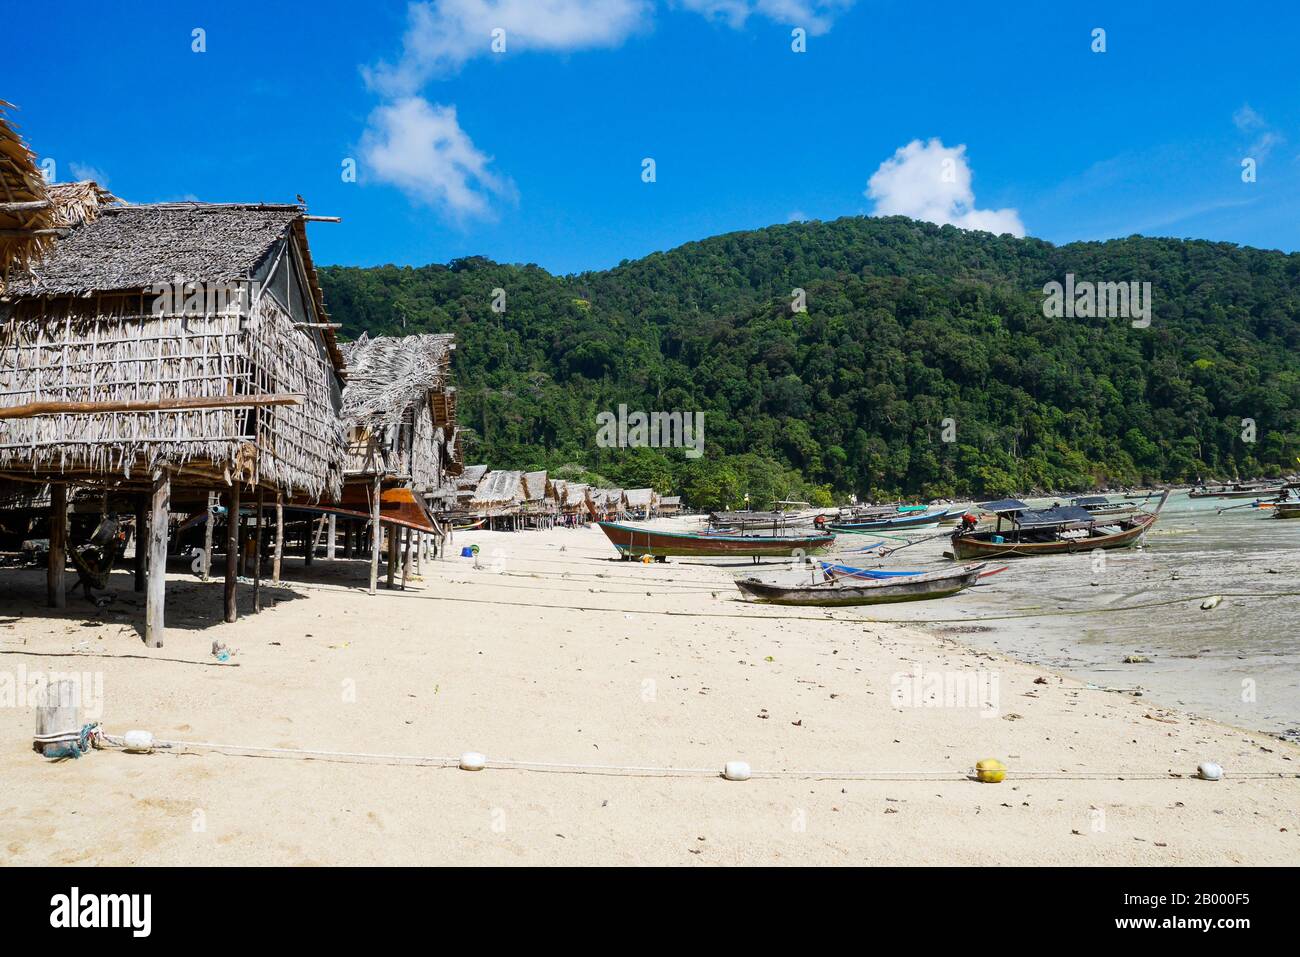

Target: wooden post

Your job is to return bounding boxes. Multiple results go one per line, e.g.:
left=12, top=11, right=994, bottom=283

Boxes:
left=134, top=494, right=147, bottom=592
left=344, top=521, right=354, bottom=559
left=304, top=518, right=314, bottom=567
left=253, top=488, right=265, bottom=613
left=224, top=484, right=240, bottom=623
left=46, top=483, right=67, bottom=609
left=273, top=495, right=283, bottom=584
left=326, top=514, right=337, bottom=560
left=368, top=477, right=381, bottom=596
left=34, top=679, right=78, bottom=758
left=386, top=525, right=398, bottom=589
left=145, top=471, right=169, bottom=647
left=202, top=491, right=216, bottom=581
left=401, top=527, right=412, bottom=590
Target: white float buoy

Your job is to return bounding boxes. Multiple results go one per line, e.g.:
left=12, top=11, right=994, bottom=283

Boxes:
left=723, top=760, right=751, bottom=781
left=459, top=751, right=486, bottom=771
left=1201, top=595, right=1223, bottom=610
left=123, top=730, right=155, bottom=753
left=1197, top=761, right=1223, bottom=781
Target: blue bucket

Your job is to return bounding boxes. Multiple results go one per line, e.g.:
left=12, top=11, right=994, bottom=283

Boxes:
left=460, top=546, right=475, bottom=557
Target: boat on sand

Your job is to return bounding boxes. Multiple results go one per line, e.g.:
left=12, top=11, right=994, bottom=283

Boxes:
left=598, top=520, right=834, bottom=559
left=735, top=563, right=986, bottom=606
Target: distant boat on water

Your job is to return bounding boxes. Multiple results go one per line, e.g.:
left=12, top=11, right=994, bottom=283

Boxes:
left=1189, top=482, right=1285, bottom=499
left=823, top=506, right=957, bottom=532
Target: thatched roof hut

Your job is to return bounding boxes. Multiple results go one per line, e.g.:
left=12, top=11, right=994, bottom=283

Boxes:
left=470, top=469, right=523, bottom=515
left=0, top=201, right=347, bottom=499
left=340, top=331, right=459, bottom=493
left=0, top=189, right=349, bottom=642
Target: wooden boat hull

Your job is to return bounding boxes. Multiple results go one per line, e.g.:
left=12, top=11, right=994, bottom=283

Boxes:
left=1274, top=503, right=1300, bottom=519
left=736, top=564, right=984, bottom=606
left=598, top=521, right=833, bottom=558
left=287, top=485, right=437, bottom=533
left=949, top=514, right=1154, bottom=559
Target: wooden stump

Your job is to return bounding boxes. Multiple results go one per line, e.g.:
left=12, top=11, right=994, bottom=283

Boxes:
left=34, top=679, right=79, bottom=757
left=46, top=483, right=67, bottom=609
left=145, top=471, right=169, bottom=647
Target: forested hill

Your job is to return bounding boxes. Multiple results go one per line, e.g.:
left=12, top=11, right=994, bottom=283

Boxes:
left=318, top=215, right=1300, bottom=508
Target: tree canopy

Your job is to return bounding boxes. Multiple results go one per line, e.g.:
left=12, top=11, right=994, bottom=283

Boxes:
left=319, top=216, right=1300, bottom=509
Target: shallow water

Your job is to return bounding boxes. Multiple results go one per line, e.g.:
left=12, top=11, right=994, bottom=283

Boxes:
left=826, top=492, right=1300, bottom=739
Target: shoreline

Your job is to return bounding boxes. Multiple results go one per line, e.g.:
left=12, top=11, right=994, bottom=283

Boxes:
left=2, top=522, right=1298, bottom=865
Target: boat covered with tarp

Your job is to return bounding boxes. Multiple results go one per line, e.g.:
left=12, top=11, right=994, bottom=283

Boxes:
left=947, top=491, right=1170, bottom=559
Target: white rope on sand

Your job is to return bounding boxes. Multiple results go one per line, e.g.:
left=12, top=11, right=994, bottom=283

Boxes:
left=90, top=731, right=1297, bottom=781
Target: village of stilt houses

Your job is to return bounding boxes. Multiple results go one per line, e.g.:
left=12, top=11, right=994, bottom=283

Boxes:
left=3, top=92, right=1298, bottom=876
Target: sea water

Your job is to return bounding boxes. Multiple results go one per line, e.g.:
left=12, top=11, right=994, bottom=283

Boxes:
left=860, top=491, right=1300, bottom=740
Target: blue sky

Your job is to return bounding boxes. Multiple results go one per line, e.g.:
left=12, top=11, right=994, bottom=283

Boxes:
left=10, top=1, right=1299, bottom=273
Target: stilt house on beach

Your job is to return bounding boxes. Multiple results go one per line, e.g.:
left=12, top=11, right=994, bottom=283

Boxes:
left=0, top=142, right=348, bottom=646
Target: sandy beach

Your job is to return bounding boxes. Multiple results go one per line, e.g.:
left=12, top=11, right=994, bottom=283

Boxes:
left=3, top=520, right=1298, bottom=866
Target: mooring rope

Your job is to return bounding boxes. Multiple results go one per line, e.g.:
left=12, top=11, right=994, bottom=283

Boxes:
left=84, top=729, right=1298, bottom=781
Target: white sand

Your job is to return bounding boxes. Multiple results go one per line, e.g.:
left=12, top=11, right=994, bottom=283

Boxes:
left=2, top=521, right=1297, bottom=865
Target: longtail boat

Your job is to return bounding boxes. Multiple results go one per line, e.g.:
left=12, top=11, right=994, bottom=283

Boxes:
left=1070, top=495, right=1141, bottom=521
left=823, top=507, right=957, bottom=532
left=947, top=491, right=1170, bottom=560
left=735, top=563, right=985, bottom=606
left=1274, top=501, right=1300, bottom=519
left=1189, top=483, right=1285, bottom=499
left=597, top=520, right=834, bottom=559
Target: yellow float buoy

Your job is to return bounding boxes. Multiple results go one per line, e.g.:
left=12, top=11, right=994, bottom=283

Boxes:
left=640, top=554, right=653, bottom=564
left=975, top=758, right=1007, bottom=783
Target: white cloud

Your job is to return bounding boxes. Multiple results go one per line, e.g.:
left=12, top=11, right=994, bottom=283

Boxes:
left=865, top=138, right=1024, bottom=237
left=677, top=0, right=855, bottom=34
left=1233, top=103, right=1283, bottom=160
left=366, top=0, right=651, bottom=96
left=360, top=97, right=515, bottom=219
left=68, top=161, right=109, bottom=186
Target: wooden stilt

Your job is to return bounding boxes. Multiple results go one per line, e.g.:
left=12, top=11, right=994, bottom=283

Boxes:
left=46, top=483, right=67, bottom=609
left=134, top=494, right=147, bottom=592
left=304, top=518, right=314, bottom=567
left=145, top=471, right=169, bottom=647
left=273, top=495, right=283, bottom=584
left=326, top=514, right=336, bottom=560
left=225, top=484, right=240, bottom=623
left=253, top=487, right=265, bottom=613
left=401, top=527, right=412, bottom=590
left=202, top=491, right=216, bottom=581
left=386, top=525, right=398, bottom=588
left=369, top=477, right=381, bottom=596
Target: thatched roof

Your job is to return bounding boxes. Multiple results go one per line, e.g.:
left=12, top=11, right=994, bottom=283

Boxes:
left=341, top=332, right=455, bottom=429
left=0, top=101, right=54, bottom=280
left=471, top=469, right=523, bottom=506
left=47, top=181, right=117, bottom=228
left=522, top=470, right=548, bottom=501
left=624, top=488, right=654, bottom=508
left=458, top=464, right=488, bottom=490
left=3, top=203, right=301, bottom=298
